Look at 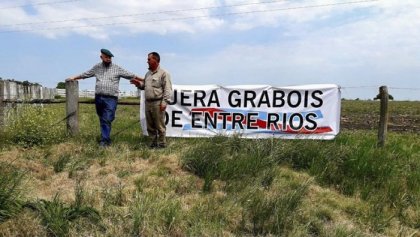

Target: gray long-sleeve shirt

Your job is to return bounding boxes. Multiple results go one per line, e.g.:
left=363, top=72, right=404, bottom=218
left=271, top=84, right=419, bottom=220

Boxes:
left=78, top=62, right=136, bottom=97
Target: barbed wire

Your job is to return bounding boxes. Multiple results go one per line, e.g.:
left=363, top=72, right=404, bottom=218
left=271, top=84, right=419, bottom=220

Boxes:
left=0, top=0, right=81, bottom=10
left=388, top=87, right=420, bottom=90
left=0, top=0, right=288, bottom=27
left=340, top=86, right=378, bottom=89
left=0, top=0, right=380, bottom=33
left=341, top=86, right=420, bottom=91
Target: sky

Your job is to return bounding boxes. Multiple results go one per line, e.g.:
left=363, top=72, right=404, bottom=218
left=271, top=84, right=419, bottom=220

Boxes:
left=1, top=0, right=419, bottom=100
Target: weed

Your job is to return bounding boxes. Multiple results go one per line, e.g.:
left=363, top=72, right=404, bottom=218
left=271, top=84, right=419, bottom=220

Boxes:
left=159, top=198, right=182, bottom=234
left=0, top=162, right=25, bottom=222
left=186, top=195, right=229, bottom=236
left=130, top=192, right=154, bottom=236
left=117, top=170, right=131, bottom=178
left=181, top=136, right=227, bottom=192
left=68, top=158, right=88, bottom=179
left=25, top=193, right=101, bottom=237
left=5, top=105, right=66, bottom=147
left=102, top=182, right=126, bottom=207
left=53, top=154, right=71, bottom=173
left=240, top=180, right=309, bottom=235
left=134, top=175, right=148, bottom=193
left=366, top=199, right=393, bottom=233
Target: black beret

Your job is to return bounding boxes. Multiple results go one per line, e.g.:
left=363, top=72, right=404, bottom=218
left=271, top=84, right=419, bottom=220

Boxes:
left=100, top=48, right=114, bottom=57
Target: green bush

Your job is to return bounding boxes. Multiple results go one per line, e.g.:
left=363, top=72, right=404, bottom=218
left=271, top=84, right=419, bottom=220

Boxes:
left=5, top=105, right=66, bottom=147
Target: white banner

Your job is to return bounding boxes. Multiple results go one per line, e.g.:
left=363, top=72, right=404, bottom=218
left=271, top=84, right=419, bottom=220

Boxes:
left=140, top=84, right=341, bottom=140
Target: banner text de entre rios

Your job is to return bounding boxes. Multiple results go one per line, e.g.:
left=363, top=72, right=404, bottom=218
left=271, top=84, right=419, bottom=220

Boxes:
left=164, top=89, right=325, bottom=132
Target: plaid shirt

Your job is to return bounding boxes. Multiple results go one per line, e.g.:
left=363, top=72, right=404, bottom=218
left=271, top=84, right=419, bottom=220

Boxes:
left=78, top=62, right=136, bottom=97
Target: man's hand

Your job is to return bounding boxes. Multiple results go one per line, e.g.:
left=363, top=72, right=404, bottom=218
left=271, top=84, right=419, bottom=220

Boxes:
left=66, top=77, right=77, bottom=82
left=160, top=103, right=167, bottom=112
left=130, top=78, right=143, bottom=88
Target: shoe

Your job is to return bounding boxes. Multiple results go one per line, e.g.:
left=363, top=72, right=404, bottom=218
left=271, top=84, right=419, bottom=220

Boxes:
left=99, top=141, right=110, bottom=148
left=157, top=144, right=167, bottom=149
left=149, top=143, right=157, bottom=148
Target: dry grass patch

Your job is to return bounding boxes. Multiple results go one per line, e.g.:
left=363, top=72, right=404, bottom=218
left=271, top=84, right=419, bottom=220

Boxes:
left=0, top=210, right=46, bottom=237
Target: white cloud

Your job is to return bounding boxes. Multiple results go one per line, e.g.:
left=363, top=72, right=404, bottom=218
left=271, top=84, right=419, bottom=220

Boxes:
left=2, top=0, right=418, bottom=39
left=2, top=0, right=419, bottom=99
left=164, top=0, right=420, bottom=99
left=0, top=0, right=225, bottom=37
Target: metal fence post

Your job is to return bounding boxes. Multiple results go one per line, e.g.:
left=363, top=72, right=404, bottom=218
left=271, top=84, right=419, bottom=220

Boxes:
left=66, top=80, right=79, bottom=135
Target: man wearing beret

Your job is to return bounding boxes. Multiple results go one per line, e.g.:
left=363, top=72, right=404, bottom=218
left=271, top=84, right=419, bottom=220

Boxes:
left=67, top=48, right=143, bottom=147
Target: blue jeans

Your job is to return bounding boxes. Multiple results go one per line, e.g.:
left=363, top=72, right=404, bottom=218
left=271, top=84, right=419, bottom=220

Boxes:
left=95, top=94, right=118, bottom=144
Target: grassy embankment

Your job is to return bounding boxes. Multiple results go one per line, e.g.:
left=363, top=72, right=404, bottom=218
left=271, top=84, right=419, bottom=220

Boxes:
left=0, top=100, right=419, bottom=236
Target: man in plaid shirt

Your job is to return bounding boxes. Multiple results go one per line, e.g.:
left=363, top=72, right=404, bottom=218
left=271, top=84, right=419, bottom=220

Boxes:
left=67, top=48, right=142, bottom=147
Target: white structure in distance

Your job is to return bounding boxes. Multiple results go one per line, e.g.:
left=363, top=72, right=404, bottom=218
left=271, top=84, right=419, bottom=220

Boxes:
left=56, top=89, right=140, bottom=98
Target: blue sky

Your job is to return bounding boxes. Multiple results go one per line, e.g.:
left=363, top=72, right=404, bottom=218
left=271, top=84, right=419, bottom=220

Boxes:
left=1, top=0, right=419, bottom=100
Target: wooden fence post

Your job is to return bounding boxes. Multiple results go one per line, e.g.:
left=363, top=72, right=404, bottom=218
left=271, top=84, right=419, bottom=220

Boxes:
left=66, top=80, right=79, bottom=135
left=0, top=80, right=4, bottom=130
left=377, top=86, right=389, bottom=148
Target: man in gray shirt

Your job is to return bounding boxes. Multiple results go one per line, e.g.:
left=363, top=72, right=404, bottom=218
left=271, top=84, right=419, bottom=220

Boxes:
left=131, top=52, right=172, bottom=148
left=67, top=48, right=142, bottom=147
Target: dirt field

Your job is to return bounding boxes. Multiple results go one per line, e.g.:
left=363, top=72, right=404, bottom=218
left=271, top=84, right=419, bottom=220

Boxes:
left=340, top=100, right=420, bottom=132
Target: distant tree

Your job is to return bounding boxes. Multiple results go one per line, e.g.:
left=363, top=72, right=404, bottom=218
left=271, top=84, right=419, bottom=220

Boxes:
left=374, top=93, right=394, bottom=100
left=56, top=82, right=66, bottom=89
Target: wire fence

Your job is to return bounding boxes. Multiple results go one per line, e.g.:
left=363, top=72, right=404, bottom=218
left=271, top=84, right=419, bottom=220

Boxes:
left=340, top=86, right=420, bottom=100
left=0, top=0, right=380, bottom=33
left=1, top=86, right=419, bottom=137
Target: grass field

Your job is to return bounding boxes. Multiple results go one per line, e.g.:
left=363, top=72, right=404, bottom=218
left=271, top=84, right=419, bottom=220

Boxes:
left=0, top=100, right=419, bottom=236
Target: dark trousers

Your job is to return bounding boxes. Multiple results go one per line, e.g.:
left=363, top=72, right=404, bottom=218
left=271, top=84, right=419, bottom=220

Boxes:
left=95, top=94, right=118, bottom=144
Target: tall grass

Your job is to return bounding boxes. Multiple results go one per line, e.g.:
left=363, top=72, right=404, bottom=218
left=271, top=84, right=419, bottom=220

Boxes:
left=53, top=154, right=71, bottom=173
left=3, top=105, right=66, bottom=147
left=181, top=131, right=419, bottom=232
left=181, top=136, right=227, bottom=192
left=180, top=137, right=311, bottom=235
left=182, top=136, right=277, bottom=192
left=0, top=162, right=25, bottom=222
left=130, top=192, right=183, bottom=236
left=239, top=181, right=309, bottom=235
left=1, top=101, right=418, bottom=235
left=271, top=131, right=420, bottom=230
left=25, top=182, right=102, bottom=237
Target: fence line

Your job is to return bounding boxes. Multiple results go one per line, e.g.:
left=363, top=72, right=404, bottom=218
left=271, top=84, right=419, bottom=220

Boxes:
left=0, top=81, right=4, bottom=128
left=0, top=79, right=57, bottom=129
left=0, top=79, right=56, bottom=102
left=56, top=88, right=139, bottom=98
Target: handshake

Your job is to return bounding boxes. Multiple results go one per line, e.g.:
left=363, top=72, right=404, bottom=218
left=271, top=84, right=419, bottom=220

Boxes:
left=130, top=78, right=144, bottom=88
